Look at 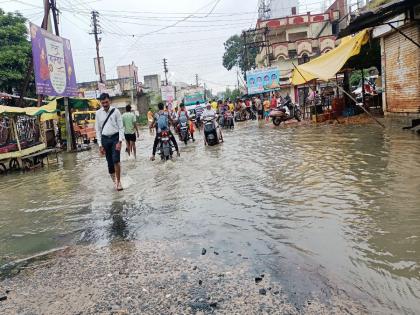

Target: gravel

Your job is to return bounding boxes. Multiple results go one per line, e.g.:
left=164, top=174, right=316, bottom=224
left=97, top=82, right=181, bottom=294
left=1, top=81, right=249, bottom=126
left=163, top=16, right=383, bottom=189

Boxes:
left=0, top=240, right=365, bottom=314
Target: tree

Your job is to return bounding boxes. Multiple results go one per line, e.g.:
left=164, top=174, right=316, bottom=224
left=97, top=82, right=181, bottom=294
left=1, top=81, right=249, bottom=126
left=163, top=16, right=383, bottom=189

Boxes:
left=222, top=34, right=258, bottom=76
left=224, top=87, right=241, bottom=100
left=0, top=9, right=33, bottom=96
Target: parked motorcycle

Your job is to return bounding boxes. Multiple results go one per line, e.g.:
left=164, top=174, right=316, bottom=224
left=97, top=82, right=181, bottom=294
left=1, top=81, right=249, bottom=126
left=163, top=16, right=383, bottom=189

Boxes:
left=203, top=117, right=223, bottom=146
left=269, top=100, right=302, bottom=126
left=158, top=131, right=173, bottom=161
left=234, top=109, right=250, bottom=122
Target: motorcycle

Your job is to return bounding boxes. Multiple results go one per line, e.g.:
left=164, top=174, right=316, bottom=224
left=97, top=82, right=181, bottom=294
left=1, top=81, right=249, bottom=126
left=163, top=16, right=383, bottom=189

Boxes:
left=234, top=108, right=250, bottom=122
left=158, top=130, right=173, bottom=161
left=223, top=111, right=234, bottom=129
left=203, top=116, right=223, bottom=146
left=269, top=100, right=302, bottom=126
left=178, top=120, right=191, bottom=144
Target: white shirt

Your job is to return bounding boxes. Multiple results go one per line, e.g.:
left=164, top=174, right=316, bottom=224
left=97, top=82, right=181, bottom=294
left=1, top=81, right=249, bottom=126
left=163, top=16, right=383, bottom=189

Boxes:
left=202, top=108, right=216, bottom=119
left=95, top=106, right=124, bottom=146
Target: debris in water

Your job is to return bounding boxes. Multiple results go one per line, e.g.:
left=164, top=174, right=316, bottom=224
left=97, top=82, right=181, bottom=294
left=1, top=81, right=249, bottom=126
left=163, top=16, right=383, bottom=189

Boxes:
left=255, top=277, right=263, bottom=284
left=259, top=288, right=267, bottom=295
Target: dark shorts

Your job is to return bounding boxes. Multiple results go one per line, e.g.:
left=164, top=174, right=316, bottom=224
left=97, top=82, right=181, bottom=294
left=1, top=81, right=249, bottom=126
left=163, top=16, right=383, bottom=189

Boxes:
left=258, top=109, right=264, bottom=116
left=124, top=133, right=136, bottom=142
left=101, top=133, right=120, bottom=174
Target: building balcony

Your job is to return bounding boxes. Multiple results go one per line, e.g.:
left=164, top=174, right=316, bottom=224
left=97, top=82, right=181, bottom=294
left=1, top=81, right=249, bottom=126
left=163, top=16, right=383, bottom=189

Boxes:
left=257, top=11, right=339, bottom=30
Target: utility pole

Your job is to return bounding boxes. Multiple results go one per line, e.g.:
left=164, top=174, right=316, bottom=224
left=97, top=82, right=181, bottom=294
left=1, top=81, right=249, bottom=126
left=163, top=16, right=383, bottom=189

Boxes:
left=163, top=58, right=168, bottom=85
left=236, top=68, right=240, bottom=92
left=90, top=11, right=103, bottom=83
left=195, top=74, right=199, bottom=87
left=204, top=82, right=207, bottom=101
left=264, top=26, right=271, bottom=67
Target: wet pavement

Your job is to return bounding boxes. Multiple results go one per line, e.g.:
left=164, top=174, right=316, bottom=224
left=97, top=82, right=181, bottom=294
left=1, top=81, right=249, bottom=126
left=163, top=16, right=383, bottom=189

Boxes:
left=0, top=119, right=419, bottom=314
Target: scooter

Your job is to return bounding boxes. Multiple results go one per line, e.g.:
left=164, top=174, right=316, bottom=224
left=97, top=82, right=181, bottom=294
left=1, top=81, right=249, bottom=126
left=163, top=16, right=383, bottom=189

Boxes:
left=158, top=130, right=173, bottom=161
left=269, top=100, right=302, bottom=126
left=203, top=116, right=223, bottom=146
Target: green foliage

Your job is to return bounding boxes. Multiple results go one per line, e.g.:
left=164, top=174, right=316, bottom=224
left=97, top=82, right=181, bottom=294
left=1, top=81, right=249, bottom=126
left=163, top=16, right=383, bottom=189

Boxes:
left=224, top=87, right=241, bottom=100
left=137, top=113, right=148, bottom=126
left=223, top=34, right=258, bottom=75
left=0, top=9, right=33, bottom=94
left=350, top=69, right=370, bottom=87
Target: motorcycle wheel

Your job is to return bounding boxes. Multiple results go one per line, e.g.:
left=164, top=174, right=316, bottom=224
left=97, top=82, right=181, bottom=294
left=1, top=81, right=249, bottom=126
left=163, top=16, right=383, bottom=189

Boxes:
left=273, top=117, right=282, bottom=126
left=0, top=162, right=6, bottom=174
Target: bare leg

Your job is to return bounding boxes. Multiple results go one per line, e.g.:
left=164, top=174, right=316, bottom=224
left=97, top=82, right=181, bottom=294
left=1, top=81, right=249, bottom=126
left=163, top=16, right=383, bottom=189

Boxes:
left=115, top=162, right=121, bottom=183
left=125, top=140, right=130, bottom=156
left=132, top=142, right=137, bottom=159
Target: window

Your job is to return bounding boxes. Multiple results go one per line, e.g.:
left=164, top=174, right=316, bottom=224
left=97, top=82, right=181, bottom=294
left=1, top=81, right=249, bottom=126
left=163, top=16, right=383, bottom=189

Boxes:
left=298, top=54, right=310, bottom=65
left=288, top=31, right=308, bottom=42
left=289, top=49, right=297, bottom=59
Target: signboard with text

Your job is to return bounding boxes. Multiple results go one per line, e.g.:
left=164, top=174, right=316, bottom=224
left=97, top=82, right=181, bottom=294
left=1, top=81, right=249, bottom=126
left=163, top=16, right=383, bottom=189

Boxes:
left=184, top=92, right=205, bottom=106
left=30, top=23, right=78, bottom=97
left=246, top=67, right=281, bottom=95
left=161, top=85, right=175, bottom=102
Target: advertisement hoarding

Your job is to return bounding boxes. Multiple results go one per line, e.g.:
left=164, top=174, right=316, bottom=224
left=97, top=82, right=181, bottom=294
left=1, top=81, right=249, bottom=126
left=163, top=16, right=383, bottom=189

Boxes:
left=30, top=23, right=78, bottom=97
left=246, top=67, right=281, bottom=95
left=161, top=85, right=175, bottom=102
left=184, top=92, right=205, bottom=106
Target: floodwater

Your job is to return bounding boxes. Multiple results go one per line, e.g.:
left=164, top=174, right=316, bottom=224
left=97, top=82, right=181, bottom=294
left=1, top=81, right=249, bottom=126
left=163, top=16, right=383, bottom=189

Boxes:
left=1, top=120, right=419, bottom=314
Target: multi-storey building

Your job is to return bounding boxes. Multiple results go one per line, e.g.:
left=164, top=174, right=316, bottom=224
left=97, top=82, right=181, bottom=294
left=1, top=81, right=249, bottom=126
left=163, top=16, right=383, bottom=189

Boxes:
left=254, top=0, right=346, bottom=104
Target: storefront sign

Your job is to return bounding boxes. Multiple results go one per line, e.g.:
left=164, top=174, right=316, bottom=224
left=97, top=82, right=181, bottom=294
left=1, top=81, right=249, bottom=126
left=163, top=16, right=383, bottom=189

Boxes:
left=30, top=23, right=78, bottom=97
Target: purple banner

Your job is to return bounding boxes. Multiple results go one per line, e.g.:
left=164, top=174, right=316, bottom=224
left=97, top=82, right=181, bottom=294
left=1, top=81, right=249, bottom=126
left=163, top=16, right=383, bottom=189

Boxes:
left=30, top=23, right=77, bottom=97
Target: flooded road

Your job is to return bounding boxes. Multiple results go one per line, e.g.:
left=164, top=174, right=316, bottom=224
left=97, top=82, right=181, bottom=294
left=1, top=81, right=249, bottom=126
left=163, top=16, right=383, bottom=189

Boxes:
left=1, top=121, right=419, bottom=313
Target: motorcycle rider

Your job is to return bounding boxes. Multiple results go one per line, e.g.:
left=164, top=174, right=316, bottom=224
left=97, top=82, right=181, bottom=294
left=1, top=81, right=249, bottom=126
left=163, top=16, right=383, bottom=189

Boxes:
left=194, top=101, right=204, bottom=130
left=177, top=103, right=195, bottom=142
left=150, top=102, right=180, bottom=161
left=201, top=102, right=221, bottom=146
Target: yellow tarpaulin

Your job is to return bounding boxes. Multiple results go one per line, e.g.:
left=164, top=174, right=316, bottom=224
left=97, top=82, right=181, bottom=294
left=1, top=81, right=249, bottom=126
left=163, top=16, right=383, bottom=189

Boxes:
left=0, top=101, right=57, bottom=117
left=291, top=29, right=369, bottom=85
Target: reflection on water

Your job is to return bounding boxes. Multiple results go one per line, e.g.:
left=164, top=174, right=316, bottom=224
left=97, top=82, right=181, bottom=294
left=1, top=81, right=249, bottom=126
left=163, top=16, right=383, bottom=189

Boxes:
left=0, top=121, right=419, bottom=313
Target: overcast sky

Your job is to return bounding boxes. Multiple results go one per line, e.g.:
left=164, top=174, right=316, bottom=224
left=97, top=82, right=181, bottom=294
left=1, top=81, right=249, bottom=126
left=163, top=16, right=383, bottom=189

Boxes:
left=1, top=0, right=327, bottom=93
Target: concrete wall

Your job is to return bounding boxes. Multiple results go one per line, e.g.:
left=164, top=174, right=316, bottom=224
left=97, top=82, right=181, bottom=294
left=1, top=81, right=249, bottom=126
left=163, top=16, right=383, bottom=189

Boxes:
left=144, top=75, right=161, bottom=93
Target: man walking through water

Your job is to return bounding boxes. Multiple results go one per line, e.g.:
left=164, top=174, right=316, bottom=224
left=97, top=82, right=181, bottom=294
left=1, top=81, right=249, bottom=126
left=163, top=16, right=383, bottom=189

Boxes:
left=95, top=93, right=124, bottom=191
left=122, top=104, right=139, bottom=159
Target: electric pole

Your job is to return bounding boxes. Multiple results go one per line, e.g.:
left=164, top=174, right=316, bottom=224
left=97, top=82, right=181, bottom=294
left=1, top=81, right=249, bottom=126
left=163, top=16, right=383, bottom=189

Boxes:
left=90, top=11, right=103, bottom=83
left=242, top=31, right=249, bottom=80
left=163, top=58, right=168, bottom=86
left=195, top=74, right=199, bottom=87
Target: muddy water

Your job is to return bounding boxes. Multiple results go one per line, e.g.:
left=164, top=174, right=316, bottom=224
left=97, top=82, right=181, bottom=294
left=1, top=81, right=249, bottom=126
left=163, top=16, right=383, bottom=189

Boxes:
left=1, top=121, right=419, bottom=313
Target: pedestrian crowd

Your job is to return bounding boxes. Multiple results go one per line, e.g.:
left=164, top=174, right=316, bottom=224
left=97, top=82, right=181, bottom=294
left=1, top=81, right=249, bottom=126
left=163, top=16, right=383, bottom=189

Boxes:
left=95, top=91, right=292, bottom=191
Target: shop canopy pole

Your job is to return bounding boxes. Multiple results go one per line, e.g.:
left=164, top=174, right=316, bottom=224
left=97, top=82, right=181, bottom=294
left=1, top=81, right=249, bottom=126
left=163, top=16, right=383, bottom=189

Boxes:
left=11, top=117, right=22, bottom=153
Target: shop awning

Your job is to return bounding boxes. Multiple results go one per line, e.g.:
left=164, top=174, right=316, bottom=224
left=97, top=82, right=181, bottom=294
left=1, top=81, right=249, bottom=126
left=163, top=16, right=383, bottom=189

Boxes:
left=291, top=29, right=369, bottom=85
left=0, top=101, right=57, bottom=117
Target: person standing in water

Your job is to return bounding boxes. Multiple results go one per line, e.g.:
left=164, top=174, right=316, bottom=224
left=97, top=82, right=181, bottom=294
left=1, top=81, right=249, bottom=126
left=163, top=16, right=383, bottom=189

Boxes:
left=95, top=93, right=124, bottom=191
left=121, top=104, right=139, bottom=159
